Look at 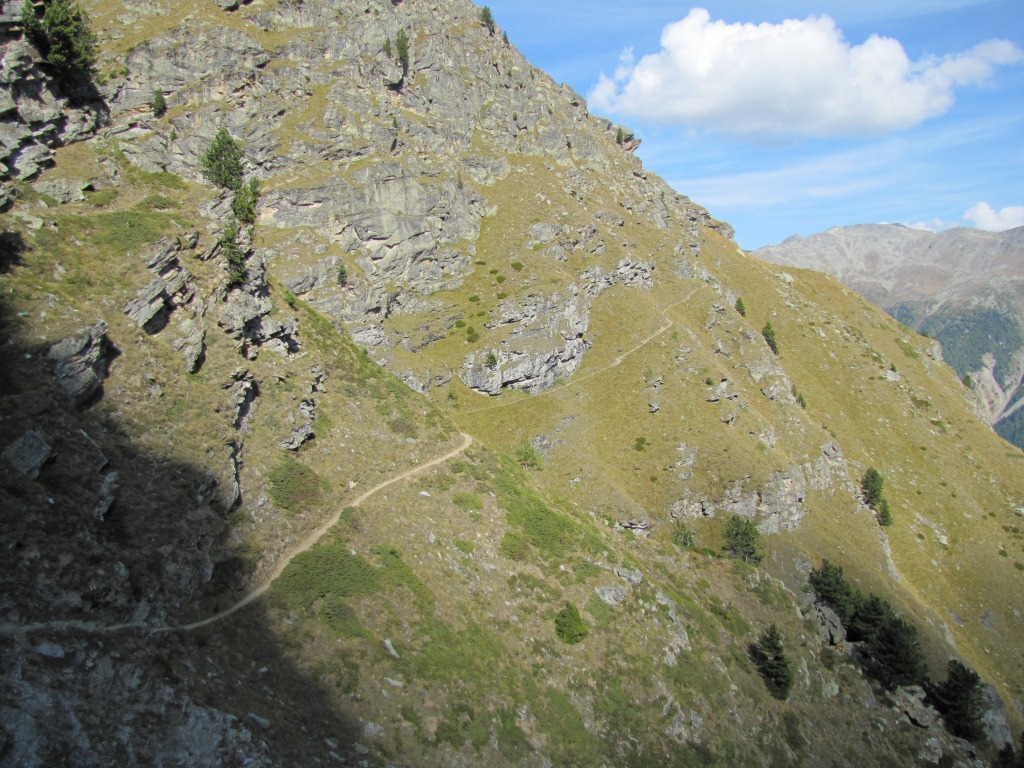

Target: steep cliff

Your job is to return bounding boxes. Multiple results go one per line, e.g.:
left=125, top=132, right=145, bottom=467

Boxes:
left=1, top=1, right=1023, bottom=766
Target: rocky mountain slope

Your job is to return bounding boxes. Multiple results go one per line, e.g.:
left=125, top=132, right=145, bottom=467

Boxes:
left=754, top=224, right=1024, bottom=448
left=1, top=1, right=1024, bottom=766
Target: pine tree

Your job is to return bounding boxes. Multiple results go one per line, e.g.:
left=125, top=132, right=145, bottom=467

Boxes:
left=735, top=297, right=746, bottom=316
left=395, top=29, right=410, bottom=73
left=723, top=515, right=763, bottom=564
left=219, top=218, right=246, bottom=288
left=808, top=560, right=860, bottom=625
left=929, top=660, right=985, bottom=741
left=762, top=322, right=779, bottom=355
left=152, top=89, right=167, bottom=117
left=878, top=497, right=893, bottom=527
left=847, top=593, right=895, bottom=643
left=861, top=468, right=884, bottom=508
left=479, top=6, right=495, bottom=34
left=231, top=178, right=260, bottom=224
left=752, top=624, right=794, bottom=700
left=865, top=614, right=926, bottom=689
left=22, top=0, right=96, bottom=77
left=201, top=128, right=244, bottom=191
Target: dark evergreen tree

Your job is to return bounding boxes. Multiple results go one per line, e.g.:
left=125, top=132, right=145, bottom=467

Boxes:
left=152, top=89, right=166, bottom=117
left=479, top=5, right=495, bottom=34
left=201, top=128, right=244, bottom=191
left=219, top=219, right=246, bottom=288
left=847, top=593, right=895, bottom=643
left=865, top=614, right=926, bottom=689
left=734, top=297, right=746, bottom=316
left=723, top=515, right=763, bottom=564
left=762, top=322, right=779, bottom=355
left=928, top=660, right=985, bottom=742
left=752, top=624, right=794, bottom=700
left=861, top=467, right=884, bottom=508
left=878, top=497, right=893, bottom=526
left=808, top=560, right=860, bottom=626
left=22, top=0, right=96, bottom=77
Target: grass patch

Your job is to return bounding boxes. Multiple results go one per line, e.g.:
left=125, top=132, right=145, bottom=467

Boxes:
left=268, top=457, right=324, bottom=514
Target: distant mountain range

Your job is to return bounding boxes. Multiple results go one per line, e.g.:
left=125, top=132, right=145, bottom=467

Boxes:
left=755, top=224, right=1024, bottom=448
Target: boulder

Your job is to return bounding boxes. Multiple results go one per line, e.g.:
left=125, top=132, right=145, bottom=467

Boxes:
left=48, top=320, right=109, bottom=406
left=2, top=428, right=52, bottom=477
left=812, top=604, right=845, bottom=646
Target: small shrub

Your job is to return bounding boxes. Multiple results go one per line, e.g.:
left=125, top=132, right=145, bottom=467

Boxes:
left=152, top=89, right=166, bottom=117
left=671, top=521, right=695, bottom=549
left=515, top=440, right=540, bottom=469
left=511, top=261, right=524, bottom=271
left=735, top=297, right=746, bottom=316
left=485, top=351, right=498, bottom=368
left=554, top=602, right=588, bottom=644
left=633, top=436, right=648, bottom=452
left=336, top=263, right=347, bottom=286
left=468, top=294, right=481, bottom=303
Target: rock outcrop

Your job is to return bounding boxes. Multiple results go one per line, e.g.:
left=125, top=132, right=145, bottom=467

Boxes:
left=47, top=319, right=109, bottom=406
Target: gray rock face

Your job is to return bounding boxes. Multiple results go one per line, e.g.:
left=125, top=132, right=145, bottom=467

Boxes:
left=812, top=604, right=845, bottom=646
left=0, top=39, right=107, bottom=181
left=461, top=258, right=655, bottom=395
left=668, top=442, right=850, bottom=532
left=47, top=320, right=109, bottom=406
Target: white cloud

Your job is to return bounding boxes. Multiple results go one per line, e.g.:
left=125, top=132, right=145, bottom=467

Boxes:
left=588, top=8, right=1024, bottom=138
left=904, top=218, right=955, bottom=232
left=963, top=202, right=1024, bottom=231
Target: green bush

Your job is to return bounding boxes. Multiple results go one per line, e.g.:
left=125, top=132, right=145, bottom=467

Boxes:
left=735, top=297, right=746, bottom=316
left=200, top=128, right=244, bottom=191
left=152, top=89, right=166, bottom=117
left=555, top=602, right=588, bottom=644
left=337, top=263, right=348, bottom=286
left=861, top=468, right=884, bottom=508
left=671, top=521, right=695, bottom=549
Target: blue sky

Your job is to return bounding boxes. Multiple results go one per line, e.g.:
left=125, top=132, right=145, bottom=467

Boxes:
left=483, top=1, right=1024, bottom=249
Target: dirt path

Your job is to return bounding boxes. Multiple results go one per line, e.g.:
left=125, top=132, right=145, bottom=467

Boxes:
left=0, top=432, right=474, bottom=637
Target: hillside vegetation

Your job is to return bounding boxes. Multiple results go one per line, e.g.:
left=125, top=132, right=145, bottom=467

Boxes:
left=0, top=0, right=1022, bottom=766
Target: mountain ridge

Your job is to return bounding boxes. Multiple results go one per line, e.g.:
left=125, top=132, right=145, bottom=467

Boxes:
left=0, top=0, right=1022, bottom=765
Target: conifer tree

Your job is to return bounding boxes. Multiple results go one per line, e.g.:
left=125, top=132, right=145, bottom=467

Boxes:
left=735, top=297, right=746, bottom=316
left=861, top=468, right=884, bottom=508
left=723, top=515, right=763, bottom=564
left=752, top=624, right=794, bottom=700
left=395, top=29, right=410, bottom=73
left=480, top=6, right=495, bottom=34
left=865, top=614, right=926, bottom=689
left=22, top=0, right=96, bottom=77
left=762, top=322, right=779, bottom=355
left=929, top=660, right=985, bottom=741
left=808, top=560, right=860, bottom=625
left=201, top=128, right=244, bottom=191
